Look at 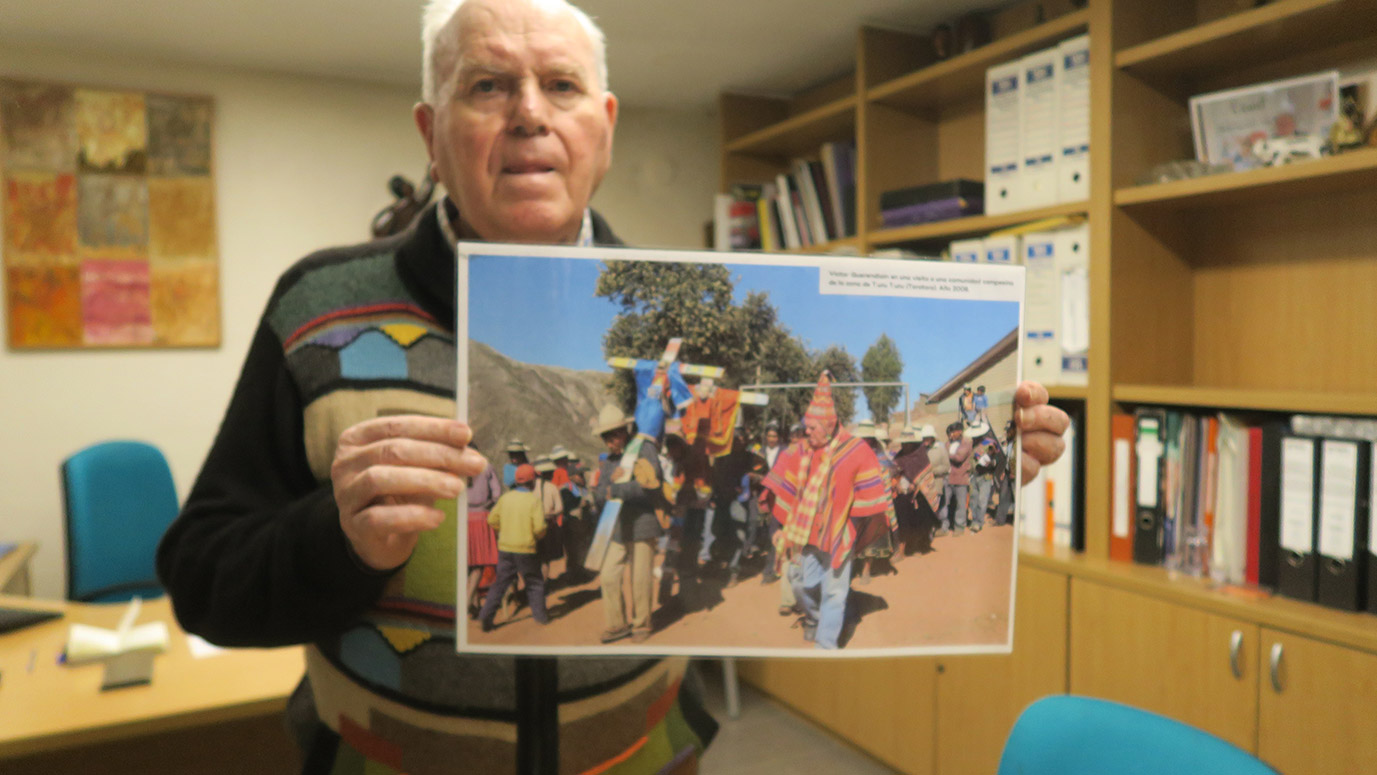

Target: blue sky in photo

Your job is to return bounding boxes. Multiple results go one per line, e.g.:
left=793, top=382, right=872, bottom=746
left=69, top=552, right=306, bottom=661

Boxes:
left=467, top=253, right=1018, bottom=413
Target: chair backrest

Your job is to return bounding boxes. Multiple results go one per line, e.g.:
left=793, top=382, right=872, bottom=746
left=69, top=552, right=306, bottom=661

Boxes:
left=998, top=695, right=1278, bottom=775
left=61, top=440, right=179, bottom=603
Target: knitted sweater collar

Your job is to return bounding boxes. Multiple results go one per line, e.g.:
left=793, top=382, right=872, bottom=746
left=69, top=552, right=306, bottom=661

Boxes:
left=394, top=197, right=623, bottom=332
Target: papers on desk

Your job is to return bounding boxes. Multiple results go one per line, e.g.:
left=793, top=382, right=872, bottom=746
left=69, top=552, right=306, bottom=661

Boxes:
left=65, top=598, right=169, bottom=664
left=64, top=598, right=169, bottom=690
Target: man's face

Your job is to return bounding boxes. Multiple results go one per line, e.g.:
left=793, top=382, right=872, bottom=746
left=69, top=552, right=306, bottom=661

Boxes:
left=601, top=428, right=627, bottom=455
left=765, top=429, right=779, bottom=447
left=414, top=0, right=618, bottom=244
left=949, top=428, right=962, bottom=442
left=803, top=417, right=831, bottom=449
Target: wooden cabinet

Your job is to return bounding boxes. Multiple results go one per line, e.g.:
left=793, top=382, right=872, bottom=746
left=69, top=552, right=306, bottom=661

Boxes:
left=1257, top=628, right=1377, bottom=775
left=738, top=564, right=1069, bottom=774
left=1068, top=578, right=1258, bottom=749
left=934, top=565, right=1069, bottom=775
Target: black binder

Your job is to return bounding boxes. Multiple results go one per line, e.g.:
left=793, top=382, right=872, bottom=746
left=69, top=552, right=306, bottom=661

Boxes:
left=1256, top=420, right=1287, bottom=589
left=1316, top=439, right=1371, bottom=611
left=1133, top=408, right=1167, bottom=565
left=1276, top=435, right=1320, bottom=603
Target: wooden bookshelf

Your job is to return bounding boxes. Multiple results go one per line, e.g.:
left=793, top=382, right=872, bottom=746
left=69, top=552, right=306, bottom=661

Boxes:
left=718, top=1, right=1377, bottom=770
left=1113, top=385, right=1377, bottom=417
left=1114, top=147, right=1377, bottom=211
left=722, top=95, right=856, bottom=157
left=868, top=201, right=1088, bottom=247
left=1115, top=0, right=1377, bottom=87
left=868, top=9, right=1090, bottom=114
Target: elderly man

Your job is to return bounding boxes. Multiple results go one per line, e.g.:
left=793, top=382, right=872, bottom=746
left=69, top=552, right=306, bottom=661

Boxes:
left=157, top=0, right=1070, bottom=770
left=763, top=373, right=893, bottom=649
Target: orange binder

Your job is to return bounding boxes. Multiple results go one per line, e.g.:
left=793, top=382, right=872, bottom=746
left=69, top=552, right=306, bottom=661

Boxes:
left=1110, top=413, right=1136, bottom=562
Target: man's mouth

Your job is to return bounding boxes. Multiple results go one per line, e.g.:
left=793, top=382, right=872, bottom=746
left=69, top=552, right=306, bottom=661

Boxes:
left=502, top=163, right=556, bottom=174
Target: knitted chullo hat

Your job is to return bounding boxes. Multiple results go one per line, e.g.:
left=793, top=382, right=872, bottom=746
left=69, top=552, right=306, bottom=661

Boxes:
left=805, top=371, right=837, bottom=432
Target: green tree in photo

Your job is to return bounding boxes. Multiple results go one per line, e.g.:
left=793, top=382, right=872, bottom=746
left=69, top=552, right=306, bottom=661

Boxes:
left=860, top=333, right=904, bottom=423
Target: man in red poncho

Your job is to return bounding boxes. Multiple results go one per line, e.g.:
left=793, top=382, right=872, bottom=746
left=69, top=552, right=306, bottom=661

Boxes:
left=763, top=371, right=892, bottom=649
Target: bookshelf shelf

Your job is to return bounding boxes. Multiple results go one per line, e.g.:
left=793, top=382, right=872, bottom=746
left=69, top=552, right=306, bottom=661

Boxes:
left=797, top=236, right=863, bottom=255
left=722, top=95, right=856, bottom=158
left=1115, top=0, right=1377, bottom=84
left=1112, top=385, right=1377, bottom=417
left=1047, top=385, right=1089, bottom=401
left=867, top=9, right=1089, bottom=115
left=867, top=201, right=1088, bottom=247
left=1113, top=148, right=1377, bottom=211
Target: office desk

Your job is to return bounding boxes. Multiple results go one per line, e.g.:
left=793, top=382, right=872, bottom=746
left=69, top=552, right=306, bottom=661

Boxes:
left=0, top=544, right=36, bottom=596
left=0, top=595, right=304, bottom=773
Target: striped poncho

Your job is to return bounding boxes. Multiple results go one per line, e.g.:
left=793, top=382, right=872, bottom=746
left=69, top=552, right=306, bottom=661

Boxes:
left=762, top=432, right=893, bottom=569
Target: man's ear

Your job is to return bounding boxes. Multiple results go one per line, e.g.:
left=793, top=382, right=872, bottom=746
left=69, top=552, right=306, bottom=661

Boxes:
left=413, top=102, right=437, bottom=173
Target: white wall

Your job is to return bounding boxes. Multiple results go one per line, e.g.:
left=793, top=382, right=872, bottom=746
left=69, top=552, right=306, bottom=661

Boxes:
left=0, top=45, right=718, bottom=599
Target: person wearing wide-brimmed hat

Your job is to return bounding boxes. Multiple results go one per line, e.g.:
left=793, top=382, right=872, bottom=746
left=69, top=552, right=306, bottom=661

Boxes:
left=551, top=445, right=590, bottom=577
left=531, top=455, right=565, bottom=577
left=502, top=439, right=531, bottom=490
left=589, top=403, right=666, bottom=644
left=967, top=422, right=999, bottom=533
left=893, top=426, right=941, bottom=553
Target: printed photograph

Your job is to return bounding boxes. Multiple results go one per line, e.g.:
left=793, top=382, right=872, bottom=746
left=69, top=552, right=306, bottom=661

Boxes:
left=457, top=244, right=1024, bottom=657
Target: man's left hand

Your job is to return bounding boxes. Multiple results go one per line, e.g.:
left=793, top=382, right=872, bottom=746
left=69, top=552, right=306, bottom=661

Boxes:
left=1015, top=381, right=1070, bottom=485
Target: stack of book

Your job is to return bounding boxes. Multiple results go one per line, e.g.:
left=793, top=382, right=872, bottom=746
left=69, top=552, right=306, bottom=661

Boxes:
left=878, top=179, right=984, bottom=228
left=1113, top=410, right=1377, bottom=613
left=715, top=141, right=857, bottom=251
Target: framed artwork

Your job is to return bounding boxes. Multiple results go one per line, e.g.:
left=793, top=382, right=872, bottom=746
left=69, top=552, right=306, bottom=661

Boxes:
left=456, top=242, right=1026, bottom=657
left=1, top=78, right=220, bottom=348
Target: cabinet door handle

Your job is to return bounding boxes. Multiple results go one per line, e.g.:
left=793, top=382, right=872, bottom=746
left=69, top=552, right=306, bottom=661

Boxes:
left=1269, top=642, right=1284, bottom=693
left=1229, top=630, right=1244, bottom=679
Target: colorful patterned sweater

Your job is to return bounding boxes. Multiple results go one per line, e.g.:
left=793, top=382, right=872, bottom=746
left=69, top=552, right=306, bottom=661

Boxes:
left=157, top=202, right=714, bottom=775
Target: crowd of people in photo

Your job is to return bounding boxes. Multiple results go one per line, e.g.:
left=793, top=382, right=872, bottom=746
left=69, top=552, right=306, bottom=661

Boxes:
left=466, top=370, right=1021, bottom=650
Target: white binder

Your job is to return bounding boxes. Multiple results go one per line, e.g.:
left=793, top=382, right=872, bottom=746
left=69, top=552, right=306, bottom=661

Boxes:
left=1022, top=230, right=1060, bottom=385
left=1054, top=224, right=1089, bottom=387
left=1018, top=47, right=1061, bottom=210
left=983, top=234, right=1019, bottom=265
left=1057, top=35, right=1091, bottom=203
left=950, top=238, right=983, bottom=263
left=985, top=60, right=1022, bottom=215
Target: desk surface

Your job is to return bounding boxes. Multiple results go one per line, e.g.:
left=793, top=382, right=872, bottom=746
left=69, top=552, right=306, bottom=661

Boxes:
left=0, top=595, right=304, bottom=759
left=0, top=543, right=37, bottom=595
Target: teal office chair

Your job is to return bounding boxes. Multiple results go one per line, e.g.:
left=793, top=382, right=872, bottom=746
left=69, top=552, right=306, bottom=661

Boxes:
left=998, top=696, right=1278, bottom=775
left=61, top=440, right=179, bottom=603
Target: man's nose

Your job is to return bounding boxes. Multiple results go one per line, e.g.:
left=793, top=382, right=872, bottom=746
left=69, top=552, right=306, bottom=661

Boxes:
left=508, top=81, right=549, bottom=137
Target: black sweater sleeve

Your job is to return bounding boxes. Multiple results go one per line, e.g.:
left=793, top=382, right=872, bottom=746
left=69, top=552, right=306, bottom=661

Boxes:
left=156, top=316, right=392, bottom=647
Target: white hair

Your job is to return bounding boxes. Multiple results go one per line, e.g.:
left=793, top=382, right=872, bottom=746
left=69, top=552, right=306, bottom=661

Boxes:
left=420, top=0, right=609, bottom=104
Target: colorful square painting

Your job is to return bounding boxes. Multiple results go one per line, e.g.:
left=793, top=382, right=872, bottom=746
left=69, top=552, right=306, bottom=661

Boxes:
left=146, top=94, right=212, bottom=176
left=81, top=259, right=152, bottom=345
left=0, top=81, right=77, bottom=172
left=1, top=77, right=219, bottom=348
left=6, top=265, right=82, bottom=347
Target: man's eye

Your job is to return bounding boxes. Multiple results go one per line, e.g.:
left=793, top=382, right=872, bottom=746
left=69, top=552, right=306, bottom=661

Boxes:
left=471, top=79, right=500, bottom=94
left=549, top=80, right=577, bottom=93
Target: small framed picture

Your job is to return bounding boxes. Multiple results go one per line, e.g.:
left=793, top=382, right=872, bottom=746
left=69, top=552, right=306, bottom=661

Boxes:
left=1189, top=70, right=1339, bottom=170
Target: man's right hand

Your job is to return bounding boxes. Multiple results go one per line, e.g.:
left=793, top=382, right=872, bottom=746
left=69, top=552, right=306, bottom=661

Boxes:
left=331, top=416, right=487, bottom=571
